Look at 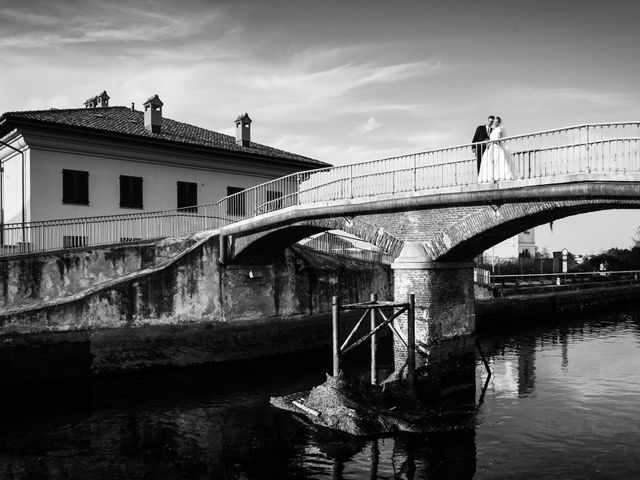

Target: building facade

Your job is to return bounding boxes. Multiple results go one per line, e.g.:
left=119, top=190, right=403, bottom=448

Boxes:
left=0, top=91, right=328, bottom=230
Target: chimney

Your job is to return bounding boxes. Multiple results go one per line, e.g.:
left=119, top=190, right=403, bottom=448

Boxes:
left=235, top=113, right=252, bottom=147
left=84, top=90, right=110, bottom=108
left=143, top=94, right=163, bottom=134
left=96, top=90, right=110, bottom=107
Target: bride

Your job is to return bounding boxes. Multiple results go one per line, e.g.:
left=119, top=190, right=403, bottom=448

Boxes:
left=477, top=116, right=518, bottom=182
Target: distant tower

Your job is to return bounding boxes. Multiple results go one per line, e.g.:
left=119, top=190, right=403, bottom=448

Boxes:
left=143, top=94, right=163, bottom=134
left=518, top=229, right=536, bottom=256
left=235, top=113, right=252, bottom=147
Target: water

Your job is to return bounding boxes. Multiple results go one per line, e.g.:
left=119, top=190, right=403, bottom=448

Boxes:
left=2, top=306, right=640, bottom=479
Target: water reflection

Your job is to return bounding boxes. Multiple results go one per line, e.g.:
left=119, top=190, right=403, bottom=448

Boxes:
left=1, top=305, right=640, bottom=479
left=305, top=429, right=477, bottom=480
left=517, top=341, right=536, bottom=395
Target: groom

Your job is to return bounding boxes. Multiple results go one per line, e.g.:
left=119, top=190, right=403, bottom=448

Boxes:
left=472, top=115, right=494, bottom=173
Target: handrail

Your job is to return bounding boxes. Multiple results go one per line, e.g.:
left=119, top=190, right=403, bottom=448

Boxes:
left=1, top=209, right=219, bottom=228
left=491, top=269, right=640, bottom=279
left=2, top=121, right=640, bottom=256
left=299, top=231, right=395, bottom=264
left=361, top=121, right=640, bottom=164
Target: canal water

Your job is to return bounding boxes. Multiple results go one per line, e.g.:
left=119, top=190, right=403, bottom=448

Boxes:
left=1, top=305, right=640, bottom=479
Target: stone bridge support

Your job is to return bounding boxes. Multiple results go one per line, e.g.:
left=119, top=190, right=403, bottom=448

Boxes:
left=391, top=242, right=476, bottom=403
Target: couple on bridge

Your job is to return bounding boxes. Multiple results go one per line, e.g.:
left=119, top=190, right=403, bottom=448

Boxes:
left=472, top=115, right=518, bottom=182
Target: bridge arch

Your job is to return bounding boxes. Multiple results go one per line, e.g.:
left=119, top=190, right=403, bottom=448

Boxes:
left=229, top=216, right=404, bottom=264
left=429, top=199, right=640, bottom=262
left=229, top=198, right=640, bottom=264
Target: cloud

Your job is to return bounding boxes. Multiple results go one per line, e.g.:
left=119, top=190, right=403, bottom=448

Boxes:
left=500, top=87, right=630, bottom=109
left=0, top=2, right=226, bottom=49
left=356, top=117, right=380, bottom=134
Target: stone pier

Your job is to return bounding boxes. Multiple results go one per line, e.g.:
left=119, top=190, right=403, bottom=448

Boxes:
left=391, top=242, right=476, bottom=403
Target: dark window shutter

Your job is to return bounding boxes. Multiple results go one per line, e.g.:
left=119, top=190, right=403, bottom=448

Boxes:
left=188, top=183, right=197, bottom=207
left=177, top=181, right=197, bottom=212
left=119, top=176, right=127, bottom=207
left=78, top=171, right=88, bottom=204
left=177, top=182, right=186, bottom=208
left=120, top=176, right=143, bottom=208
left=134, top=177, right=143, bottom=207
left=62, top=169, right=89, bottom=204
left=62, top=170, right=73, bottom=203
left=226, top=186, right=245, bottom=216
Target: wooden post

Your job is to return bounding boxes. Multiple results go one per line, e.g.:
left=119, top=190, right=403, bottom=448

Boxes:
left=332, top=296, right=341, bottom=377
left=407, top=293, right=416, bottom=386
left=370, top=293, right=378, bottom=385
left=370, top=439, right=380, bottom=479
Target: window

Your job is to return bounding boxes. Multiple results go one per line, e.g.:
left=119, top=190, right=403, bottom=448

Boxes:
left=266, top=189, right=282, bottom=212
left=177, top=181, right=198, bottom=212
left=120, top=175, right=143, bottom=209
left=226, top=186, right=245, bottom=216
left=62, top=169, right=89, bottom=205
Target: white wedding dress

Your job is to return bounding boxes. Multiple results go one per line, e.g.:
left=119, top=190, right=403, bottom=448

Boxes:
left=478, top=126, right=518, bottom=182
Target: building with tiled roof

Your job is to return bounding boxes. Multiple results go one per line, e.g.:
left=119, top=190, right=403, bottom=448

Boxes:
left=0, top=91, right=329, bottom=231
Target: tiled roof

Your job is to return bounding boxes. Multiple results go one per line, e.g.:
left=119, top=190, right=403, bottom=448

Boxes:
left=0, top=107, right=328, bottom=167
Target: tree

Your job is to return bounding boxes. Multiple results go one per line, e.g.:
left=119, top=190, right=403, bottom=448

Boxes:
left=632, top=226, right=640, bottom=248
left=537, top=247, right=551, bottom=259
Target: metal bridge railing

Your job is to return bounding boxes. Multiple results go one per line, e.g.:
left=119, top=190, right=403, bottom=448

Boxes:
left=299, top=232, right=395, bottom=264
left=2, top=122, right=639, bottom=256
left=0, top=207, right=223, bottom=255
left=489, top=269, right=640, bottom=286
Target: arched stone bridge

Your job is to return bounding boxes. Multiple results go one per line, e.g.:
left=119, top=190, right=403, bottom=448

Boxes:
left=213, top=122, right=640, bottom=375
left=3, top=122, right=640, bottom=385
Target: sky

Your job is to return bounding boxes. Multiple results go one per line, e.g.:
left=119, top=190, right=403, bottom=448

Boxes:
left=1, top=0, right=639, bottom=254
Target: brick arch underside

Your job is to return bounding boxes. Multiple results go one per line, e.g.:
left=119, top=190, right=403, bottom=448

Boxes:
left=432, top=199, right=640, bottom=262
left=230, top=216, right=404, bottom=264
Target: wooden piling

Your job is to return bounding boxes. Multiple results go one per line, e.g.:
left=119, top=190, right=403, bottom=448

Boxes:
left=332, top=296, right=340, bottom=376
left=407, top=293, right=416, bottom=386
left=370, top=293, right=378, bottom=385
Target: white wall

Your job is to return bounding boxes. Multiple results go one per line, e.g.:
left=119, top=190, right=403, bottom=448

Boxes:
left=0, top=143, right=30, bottom=225
left=29, top=148, right=276, bottom=221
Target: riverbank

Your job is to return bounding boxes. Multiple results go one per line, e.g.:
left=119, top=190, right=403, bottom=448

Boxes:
left=476, top=282, right=640, bottom=329
left=1, top=283, right=638, bottom=387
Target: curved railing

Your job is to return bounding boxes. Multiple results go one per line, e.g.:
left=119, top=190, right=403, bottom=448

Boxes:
left=298, top=231, right=395, bottom=264
left=215, top=121, right=640, bottom=219
left=2, top=122, right=639, bottom=256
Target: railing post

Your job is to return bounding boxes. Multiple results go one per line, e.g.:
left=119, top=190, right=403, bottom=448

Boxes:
left=407, top=293, right=415, bottom=387
left=349, top=165, right=354, bottom=199
left=413, top=155, right=417, bottom=191
left=370, top=293, right=378, bottom=385
left=585, top=125, right=591, bottom=173
left=332, top=296, right=341, bottom=377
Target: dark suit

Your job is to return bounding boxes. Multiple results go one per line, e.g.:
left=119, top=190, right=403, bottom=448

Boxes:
left=472, top=125, right=491, bottom=173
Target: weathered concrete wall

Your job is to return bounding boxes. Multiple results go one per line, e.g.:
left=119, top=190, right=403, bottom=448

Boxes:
left=0, top=239, right=391, bottom=335
left=0, top=233, right=391, bottom=383
left=0, top=236, right=203, bottom=311
left=224, top=246, right=391, bottom=321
